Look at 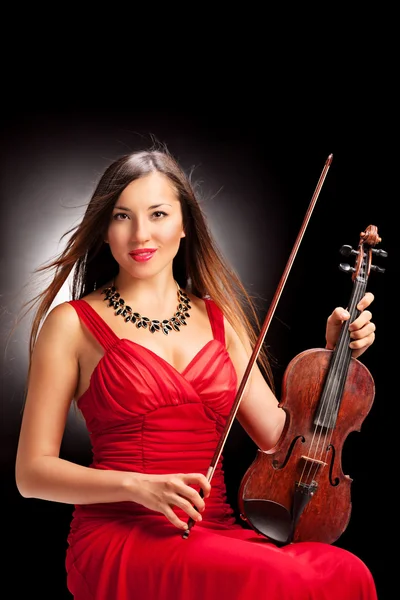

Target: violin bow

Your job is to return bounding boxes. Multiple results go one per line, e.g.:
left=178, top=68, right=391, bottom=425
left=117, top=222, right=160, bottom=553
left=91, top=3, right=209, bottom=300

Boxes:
left=183, top=153, right=333, bottom=539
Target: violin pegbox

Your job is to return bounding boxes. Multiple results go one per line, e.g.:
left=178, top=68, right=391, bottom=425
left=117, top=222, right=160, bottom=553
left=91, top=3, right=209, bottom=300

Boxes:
left=339, top=225, right=387, bottom=282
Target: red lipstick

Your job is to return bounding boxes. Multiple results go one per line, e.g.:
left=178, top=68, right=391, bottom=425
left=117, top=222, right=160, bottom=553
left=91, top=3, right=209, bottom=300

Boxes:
left=129, top=249, right=157, bottom=262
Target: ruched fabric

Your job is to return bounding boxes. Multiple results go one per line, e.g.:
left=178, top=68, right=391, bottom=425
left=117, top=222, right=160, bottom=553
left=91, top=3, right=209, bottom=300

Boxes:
left=65, top=298, right=377, bottom=600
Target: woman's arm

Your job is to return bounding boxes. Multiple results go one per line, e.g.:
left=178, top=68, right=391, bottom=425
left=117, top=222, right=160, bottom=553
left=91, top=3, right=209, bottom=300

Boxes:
left=225, top=317, right=286, bottom=452
left=15, top=302, right=136, bottom=504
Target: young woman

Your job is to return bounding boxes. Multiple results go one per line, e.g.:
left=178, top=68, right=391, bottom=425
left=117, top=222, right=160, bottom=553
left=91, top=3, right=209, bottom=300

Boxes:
left=15, top=148, right=377, bottom=599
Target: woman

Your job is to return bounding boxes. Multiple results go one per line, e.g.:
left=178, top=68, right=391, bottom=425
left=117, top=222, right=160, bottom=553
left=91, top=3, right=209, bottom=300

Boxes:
left=15, top=148, right=377, bottom=599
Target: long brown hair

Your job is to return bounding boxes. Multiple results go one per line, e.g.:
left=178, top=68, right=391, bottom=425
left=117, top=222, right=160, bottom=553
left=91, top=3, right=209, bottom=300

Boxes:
left=18, top=145, right=275, bottom=392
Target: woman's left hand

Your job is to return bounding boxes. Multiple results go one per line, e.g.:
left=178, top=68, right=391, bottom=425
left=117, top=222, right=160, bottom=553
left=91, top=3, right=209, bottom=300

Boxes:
left=325, top=292, right=376, bottom=359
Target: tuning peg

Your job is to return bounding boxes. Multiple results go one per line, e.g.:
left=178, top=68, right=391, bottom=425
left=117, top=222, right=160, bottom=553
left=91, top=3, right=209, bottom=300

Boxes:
left=339, top=263, right=356, bottom=274
left=340, top=245, right=358, bottom=257
left=370, top=265, right=386, bottom=274
left=372, top=248, right=388, bottom=258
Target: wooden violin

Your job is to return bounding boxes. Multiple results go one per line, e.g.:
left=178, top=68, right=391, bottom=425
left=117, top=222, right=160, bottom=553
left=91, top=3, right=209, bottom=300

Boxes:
left=238, top=224, right=387, bottom=545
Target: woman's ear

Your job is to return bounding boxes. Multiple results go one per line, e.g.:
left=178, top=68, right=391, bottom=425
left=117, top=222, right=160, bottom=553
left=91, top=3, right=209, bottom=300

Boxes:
left=180, top=230, right=186, bottom=239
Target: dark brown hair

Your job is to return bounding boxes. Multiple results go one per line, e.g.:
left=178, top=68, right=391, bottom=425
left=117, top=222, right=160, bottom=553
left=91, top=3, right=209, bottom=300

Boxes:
left=19, top=145, right=275, bottom=392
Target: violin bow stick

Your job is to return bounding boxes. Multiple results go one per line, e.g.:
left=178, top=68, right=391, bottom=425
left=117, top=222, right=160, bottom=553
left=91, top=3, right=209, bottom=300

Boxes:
left=182, top=153, right=333, bottom=539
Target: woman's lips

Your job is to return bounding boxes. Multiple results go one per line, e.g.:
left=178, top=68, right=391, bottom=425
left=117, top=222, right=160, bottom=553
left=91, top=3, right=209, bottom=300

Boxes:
left=129, top=250, right=157, bottom=262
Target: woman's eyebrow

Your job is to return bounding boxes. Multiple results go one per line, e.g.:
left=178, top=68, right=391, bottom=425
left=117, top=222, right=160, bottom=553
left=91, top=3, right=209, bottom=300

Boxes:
left=113, top=203, right=172, bottom=211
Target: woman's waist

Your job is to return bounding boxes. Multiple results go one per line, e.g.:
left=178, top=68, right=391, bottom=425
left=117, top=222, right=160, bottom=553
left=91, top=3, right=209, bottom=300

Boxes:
left=71, top=467, right=234, bottom=522
left=89, top=453, right=226, bottom=476
left=70, top=496, right=237, bottom=529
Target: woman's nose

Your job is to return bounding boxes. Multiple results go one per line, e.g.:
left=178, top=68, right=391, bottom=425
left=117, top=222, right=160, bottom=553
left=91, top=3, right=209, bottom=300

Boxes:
left=131, top=218, right=150, bottom=243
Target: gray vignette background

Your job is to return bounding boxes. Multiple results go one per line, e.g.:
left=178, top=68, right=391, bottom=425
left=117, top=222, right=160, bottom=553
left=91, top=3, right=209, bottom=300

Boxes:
left=1, top=108, right=393, bottom=599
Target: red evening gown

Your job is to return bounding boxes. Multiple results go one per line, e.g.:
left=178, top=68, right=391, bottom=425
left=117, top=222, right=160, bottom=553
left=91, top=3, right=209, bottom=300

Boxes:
left=65, top=298, right=377, bottom=600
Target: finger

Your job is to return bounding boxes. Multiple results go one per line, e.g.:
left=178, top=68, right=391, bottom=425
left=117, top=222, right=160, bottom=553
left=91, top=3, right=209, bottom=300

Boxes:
left=350, top=331, right=375, bottom=349
left=349, top=310, right=373, bottom=331
left=329, top=307, right=350, bottom=325
left=180, top=487, right=207, bottom=513
left=176, top=496, right=204, bottom=522
left=184, top=473, right=212, bottom=498
left=171, top=477, right=208, bottom=512
left=357, top=292, right=374, bottom=311
left=349, top=317, right=374, bottom=336
left=350, top=332, right=375, bottom=358
left=163, top=505, right=196, bottom=530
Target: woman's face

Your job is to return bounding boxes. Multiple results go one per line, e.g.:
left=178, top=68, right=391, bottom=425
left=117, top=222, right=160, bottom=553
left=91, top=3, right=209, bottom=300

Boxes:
left=106, top=172, right=185, bottom=280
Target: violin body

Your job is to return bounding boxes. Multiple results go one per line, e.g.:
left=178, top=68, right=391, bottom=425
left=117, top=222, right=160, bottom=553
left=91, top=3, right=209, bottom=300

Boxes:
left=238, top=348, right=375, bottom=545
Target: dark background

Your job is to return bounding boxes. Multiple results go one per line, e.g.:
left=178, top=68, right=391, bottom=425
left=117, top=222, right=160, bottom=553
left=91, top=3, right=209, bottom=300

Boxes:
left=1, top=105, right=393, bottom=599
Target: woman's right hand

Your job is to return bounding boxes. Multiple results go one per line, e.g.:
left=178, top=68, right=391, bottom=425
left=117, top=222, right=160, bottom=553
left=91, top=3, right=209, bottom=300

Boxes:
left=131, top=472, right=211, bottom=529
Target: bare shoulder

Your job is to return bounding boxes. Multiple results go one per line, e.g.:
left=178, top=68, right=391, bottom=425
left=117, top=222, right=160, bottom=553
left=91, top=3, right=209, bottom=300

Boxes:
left=44, top=301, right=80, bottom=328
left=35, top=301, right=83, bottom=358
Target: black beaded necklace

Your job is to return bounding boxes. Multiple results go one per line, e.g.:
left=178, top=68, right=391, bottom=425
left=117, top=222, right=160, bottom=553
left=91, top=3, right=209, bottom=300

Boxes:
left=101, top=281, right=191, bottom=335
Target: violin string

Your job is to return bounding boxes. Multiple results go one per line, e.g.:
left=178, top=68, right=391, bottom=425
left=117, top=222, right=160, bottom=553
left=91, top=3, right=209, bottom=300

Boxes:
left=298, top=303, right=349, bottom=485
left=324, top=251, right=368, bottom=462
left=301, top=252, right=368, bottom=488
left=309, top=272, right=367, bottom=485
left=312, top=285, right=360, bottom=478
left=320, top=291, right=357, bottom=455
left=301, top=309, right=352, bottom=486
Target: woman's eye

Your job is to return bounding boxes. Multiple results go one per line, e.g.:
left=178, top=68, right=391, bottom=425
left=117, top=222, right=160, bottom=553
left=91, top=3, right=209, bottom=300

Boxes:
left=113, top=211, right=167, bottom=221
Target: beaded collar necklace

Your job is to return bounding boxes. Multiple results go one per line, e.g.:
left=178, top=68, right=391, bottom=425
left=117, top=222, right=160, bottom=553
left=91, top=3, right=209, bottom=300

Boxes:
left=101, top=281, right=191, bottom=335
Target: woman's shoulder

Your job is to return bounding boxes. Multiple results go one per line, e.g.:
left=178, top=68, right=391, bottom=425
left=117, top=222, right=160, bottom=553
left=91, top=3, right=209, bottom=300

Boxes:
left=31, top=301, right=84, bottom=363
left=40, top=301, right=86, bottom=343
left=45, top=282, right=113, bottom=335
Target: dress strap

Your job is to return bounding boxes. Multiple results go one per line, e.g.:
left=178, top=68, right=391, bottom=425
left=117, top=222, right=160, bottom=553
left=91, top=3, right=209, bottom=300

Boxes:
left=68, top=299, right=120, bottom=352
left=204, top=298, right=226, bottom=346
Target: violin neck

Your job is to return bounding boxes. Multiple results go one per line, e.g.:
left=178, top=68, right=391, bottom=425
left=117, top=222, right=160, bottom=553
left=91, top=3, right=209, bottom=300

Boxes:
left=335, top=278, right=368, bottom=359
left=314, top=278, right=368, bottom=429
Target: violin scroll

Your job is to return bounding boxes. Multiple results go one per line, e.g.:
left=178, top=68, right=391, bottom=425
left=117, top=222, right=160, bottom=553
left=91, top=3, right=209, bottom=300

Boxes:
left=339, top=224, right=387, bottom=282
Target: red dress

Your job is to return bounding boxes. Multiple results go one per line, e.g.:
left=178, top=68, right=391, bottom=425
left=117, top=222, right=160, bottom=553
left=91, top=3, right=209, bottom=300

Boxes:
left=65, top=298, right=377, bottom=600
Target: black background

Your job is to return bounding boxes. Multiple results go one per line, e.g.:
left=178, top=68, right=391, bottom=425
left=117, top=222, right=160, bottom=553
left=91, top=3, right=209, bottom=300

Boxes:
left=1, top=87, right=395, bottom=599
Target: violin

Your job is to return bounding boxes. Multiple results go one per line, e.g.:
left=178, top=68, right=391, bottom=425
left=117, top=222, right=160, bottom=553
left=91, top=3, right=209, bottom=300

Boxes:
left=182, top=155, right=386, bottom=546
left=238, top=224, right=387, bottom=545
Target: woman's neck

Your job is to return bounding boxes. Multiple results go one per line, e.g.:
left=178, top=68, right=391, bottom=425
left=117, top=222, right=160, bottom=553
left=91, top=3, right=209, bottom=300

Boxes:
left=111, top=272, right=181, bottom=319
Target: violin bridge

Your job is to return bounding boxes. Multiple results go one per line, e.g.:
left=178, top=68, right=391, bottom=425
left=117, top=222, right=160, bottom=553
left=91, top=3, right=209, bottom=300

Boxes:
left=300, top=456, right=328, bottom=467
left=300, top=454, right=328, bottom=477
